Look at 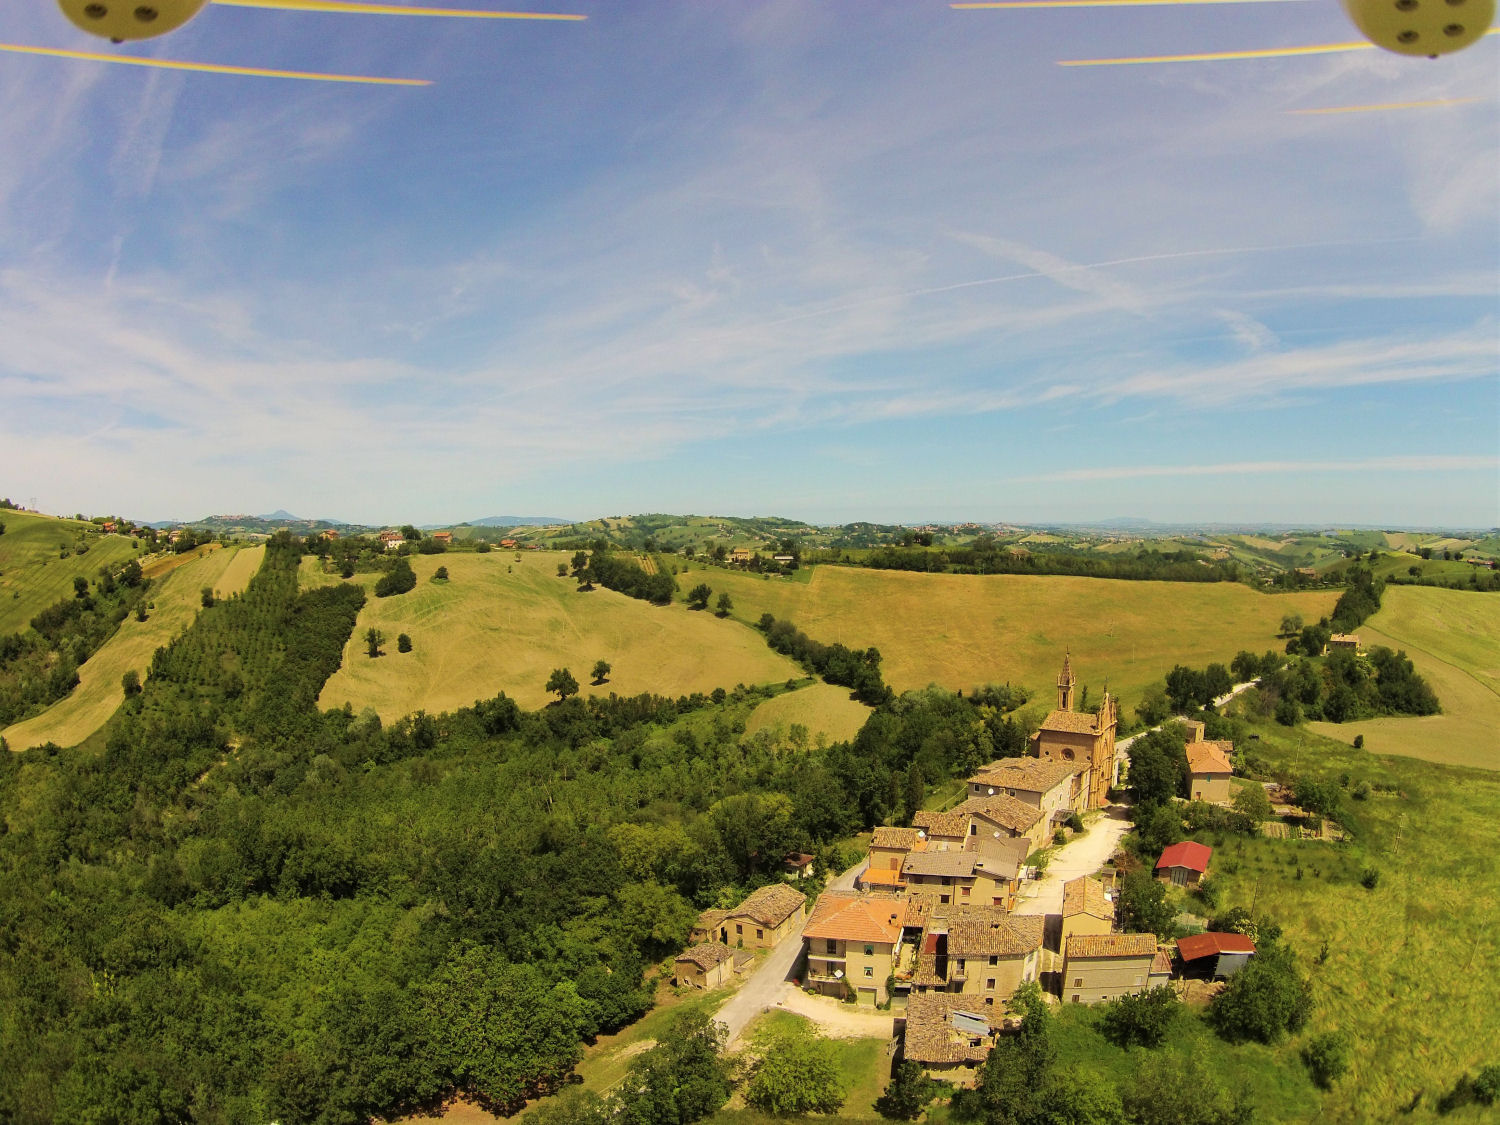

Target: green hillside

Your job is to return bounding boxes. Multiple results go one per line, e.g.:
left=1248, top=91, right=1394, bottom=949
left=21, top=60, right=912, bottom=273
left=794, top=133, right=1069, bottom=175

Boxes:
left=0, top=511, right=142, bottom=634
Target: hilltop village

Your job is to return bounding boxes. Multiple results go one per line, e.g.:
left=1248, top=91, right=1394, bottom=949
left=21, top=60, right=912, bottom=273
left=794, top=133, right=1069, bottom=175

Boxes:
left=673, top=656, right=1259, bottom=1083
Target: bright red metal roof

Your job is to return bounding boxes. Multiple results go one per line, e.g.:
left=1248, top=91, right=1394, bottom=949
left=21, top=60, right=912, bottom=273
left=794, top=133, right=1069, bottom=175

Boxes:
left=1155, top=841, right=1212, bottom=872
left=1176, top=931, right=1256, bottom=961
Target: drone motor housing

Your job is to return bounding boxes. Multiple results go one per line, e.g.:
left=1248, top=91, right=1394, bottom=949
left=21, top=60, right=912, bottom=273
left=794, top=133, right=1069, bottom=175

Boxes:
left=57, top=0, right=210, bottom=42
left=1341, top=0, right=1496, bottom=56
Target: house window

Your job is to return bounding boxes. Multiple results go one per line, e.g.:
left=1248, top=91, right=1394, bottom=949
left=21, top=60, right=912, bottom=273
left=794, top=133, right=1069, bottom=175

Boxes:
left=940, top=895, right=950, bottom=904
left=864, top=967, right=874, bottom=977
left=961, top=887, right=971, bottom=898
left=984, top=997, right=994, bottom=1006
left=969, top=823, right=977, bottom=835
left=736, top=924, right=743, bottom=935
left=993, top=898, right=1003, bottom=907
left=864, top=945, right=874, bottom=956
left=826, top=940, right=838, bottom=955
left=1073, top=978, right=1082, bottom=987
left=941, top=877, right=951, bottom=886
left=986, top=979, right=996, bottom=991
left=756, top=929, right=763, bottom=939
left=1071, top=995, right=1080, bottom=1004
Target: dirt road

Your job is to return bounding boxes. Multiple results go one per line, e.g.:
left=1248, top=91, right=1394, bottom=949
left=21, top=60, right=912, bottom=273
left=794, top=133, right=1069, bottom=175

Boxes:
left=1013, top=805, right=1131, bottom=915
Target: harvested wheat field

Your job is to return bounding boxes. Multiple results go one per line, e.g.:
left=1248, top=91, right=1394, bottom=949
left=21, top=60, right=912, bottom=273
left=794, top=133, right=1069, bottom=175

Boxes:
left=3, top=545, right=264, bottom=751
left=317, top=551, right=804, bottom=718
left=744, top=682, right=872, bottom=747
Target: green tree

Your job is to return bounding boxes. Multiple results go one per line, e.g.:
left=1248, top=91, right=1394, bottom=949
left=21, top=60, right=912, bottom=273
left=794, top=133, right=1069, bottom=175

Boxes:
left=73, top=575, right=89, bottom=598
left=546, top=667, right=580, bottom=701
left=1208, top=943, right=1313, bottom=1044
left=1132, top=802, right=1182, bottom=857
left=365, top=627, right=385, bottom=658
left=201, top=585, right=216, bottom=608
left=876, top=1060, right=945, bottom=1120
left=1135, top=683, right=1171, bottom=726
left=1121, top=1051, right=1252, bottom=1125
left=715, top=592, right=733, bottom=617
left=1232, top=783, right=1272, bottom=823
left=1279, top=612, right=1303, bottom=638
left=687, top=584, right=712, bottom=610
left=592, top=659, right=611, bottom=684
left=745, top=1028, right=845, bottom=1116
left=121, top=669, right=141, bottom=696
left=1101, top=986, right=1180, bottom=1048
left=1128, top=727, right=1187, bottom=806
left=435, top=566, right=449, bottom=580
left=375, top=557, right=417, bottom=597
left=1301, top=1030, right=1350, bottom=1089
left=1119, top=871, right=1174, bottom=939
left=557, top=562, right=569, bottom=577
left=397, top=633, right=412, bottom=653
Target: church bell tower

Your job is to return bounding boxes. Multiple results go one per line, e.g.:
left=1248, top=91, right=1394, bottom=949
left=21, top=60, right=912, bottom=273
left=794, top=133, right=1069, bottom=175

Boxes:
left=1057, top=652, right=1076, bottom=712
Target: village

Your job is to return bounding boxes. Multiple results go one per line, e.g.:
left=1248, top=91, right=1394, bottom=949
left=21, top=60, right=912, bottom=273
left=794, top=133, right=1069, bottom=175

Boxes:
left=670, top=656, right=1259, bottom=1084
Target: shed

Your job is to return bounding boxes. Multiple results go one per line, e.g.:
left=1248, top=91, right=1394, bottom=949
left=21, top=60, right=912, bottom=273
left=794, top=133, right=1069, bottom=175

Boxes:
left=1176, top=931, right=1256, bottom=979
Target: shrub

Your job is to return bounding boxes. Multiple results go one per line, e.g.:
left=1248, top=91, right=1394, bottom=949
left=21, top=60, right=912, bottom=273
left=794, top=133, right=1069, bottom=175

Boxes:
left=397, top=634, right=412, bottom=653
left=745, top=1029, right=845, bottom=1116
left=375, top=558, right=417, bottom=598
left=434, top=566, right=449, bottom=581
left=1301, top=1031, right=1350, bottom=1089
left=1353, top=734, right=1364, bottom=749
left=1208, top=944, right=1312, bottom=1044
left=1360, top=867, right=1380, bottom=889
left=1066, top=812, right=1084, bottom=832
left=1476, top=1064, right=1500, bottom=1105
left=1101, top=986, right=1180, bottom=1048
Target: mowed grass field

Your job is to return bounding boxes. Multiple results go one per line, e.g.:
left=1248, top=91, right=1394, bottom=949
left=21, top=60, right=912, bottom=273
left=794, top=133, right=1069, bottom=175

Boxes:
left=0, top=511, right=142, bottom=634
left=1212, top=717, right=1500, bottom=1122
left=674, top=564, right=1337, bottom=715
left=744, top=682, right=873, bottom=747
left=1309, top=586, right=1500, bottom=771
left=2, top=546, right=264, bottom=752
left=316, top=552, right=805, bottom=718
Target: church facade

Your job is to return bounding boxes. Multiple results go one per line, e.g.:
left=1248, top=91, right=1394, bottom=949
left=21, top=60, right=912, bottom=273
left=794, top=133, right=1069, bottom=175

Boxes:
left=1030, top=654, right=1117, bottom=810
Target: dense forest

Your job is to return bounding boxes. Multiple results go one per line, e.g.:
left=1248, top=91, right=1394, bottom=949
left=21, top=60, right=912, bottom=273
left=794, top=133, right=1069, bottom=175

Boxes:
left=0, top=534, right=1031, bottom=1124
left=814, top=538, right=1245, bottom=584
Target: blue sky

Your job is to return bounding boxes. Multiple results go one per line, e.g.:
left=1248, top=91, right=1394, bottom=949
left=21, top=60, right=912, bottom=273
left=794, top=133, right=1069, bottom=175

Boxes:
left=0, top=1, right=1496, bottom=528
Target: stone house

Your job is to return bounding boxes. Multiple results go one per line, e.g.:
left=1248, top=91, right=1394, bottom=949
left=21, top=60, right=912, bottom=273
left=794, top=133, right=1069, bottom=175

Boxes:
left=866, top=826, right=927, bottom=892
left=900, top=993, right=1000, bottom=1085
left=1060, top=876, right=1114, bottom=947
left=673, top=942, right=735, bottom=989
left=954, top=793, right=1049, bottom=854
left=1062, top=933, right=1158, bottom=1004
left=721, top=884, right=806, bottom=950
left=1031, top=655, right=1119, bottom=809
left=1186, top=741, right=1235, bottom=803
left=912, top=907, right=1044, bottom=1007
left=967, top=757, right=1085, bottom=824
left=803, top=892, right=906, bottom=1006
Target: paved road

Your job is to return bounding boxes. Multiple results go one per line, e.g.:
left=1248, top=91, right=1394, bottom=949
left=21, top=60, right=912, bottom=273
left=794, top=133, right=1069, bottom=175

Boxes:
left=716, top=861, right=864, bottom=1046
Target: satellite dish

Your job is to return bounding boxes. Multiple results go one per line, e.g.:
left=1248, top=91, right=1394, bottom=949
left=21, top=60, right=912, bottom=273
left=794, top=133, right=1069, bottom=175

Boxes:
left=916, top=830, right=926, bottom=839
left=833, top=969, right=844, bottom=979
left=987, top=787, right=995, bottom=795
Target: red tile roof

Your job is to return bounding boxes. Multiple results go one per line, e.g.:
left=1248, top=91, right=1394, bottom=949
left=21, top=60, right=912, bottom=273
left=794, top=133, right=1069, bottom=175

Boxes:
left=1176, top=932, right=1256, bottom=961
left=804, top=892, right=904, bottom=944
left=1186, top=742, right=1234, bottom=775
left=1155, top=841, right=1212, bottom=873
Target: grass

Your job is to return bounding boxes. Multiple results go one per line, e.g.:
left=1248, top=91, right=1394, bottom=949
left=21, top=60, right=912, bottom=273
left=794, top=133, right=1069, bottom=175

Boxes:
left=316, top=551, right=805, bottom=718
left=743, top=682, right=873, bottom=748
left=2, top=546, right=264, bottom=751
left=1307, top=586, right=1500, bottom=771
left=1206, top=714, right=1500, bottom=1122
left=674, top=565, right=1337, bottom=717
left=0, top=511, right=142, bottom=634
left=715, top=1010, right=889, bottom=1125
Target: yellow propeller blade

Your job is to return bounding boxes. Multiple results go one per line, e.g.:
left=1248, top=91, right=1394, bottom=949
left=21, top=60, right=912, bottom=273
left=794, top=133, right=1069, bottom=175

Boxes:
left=1289, top=97, right=1483, bottom=113
left=1060, top=26, right=1497, bottom=64
left=211, top=0, right=585, bottom=18
left=0, top=41, right=430, bottom=84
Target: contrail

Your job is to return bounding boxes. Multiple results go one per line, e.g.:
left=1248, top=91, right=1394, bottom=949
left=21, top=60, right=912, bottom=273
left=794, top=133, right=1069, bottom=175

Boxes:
left=763, top=237, right=1414, bottom=327
left=0, top=42, right=430, bottom=84
left=1289, top=97, right=1483, bottom=114
left=212, top=0, right=586, bottom=19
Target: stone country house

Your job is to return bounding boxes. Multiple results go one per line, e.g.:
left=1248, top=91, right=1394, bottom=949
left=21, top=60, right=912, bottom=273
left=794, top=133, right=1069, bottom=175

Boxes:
left=691, top=883, right=806, bottom=950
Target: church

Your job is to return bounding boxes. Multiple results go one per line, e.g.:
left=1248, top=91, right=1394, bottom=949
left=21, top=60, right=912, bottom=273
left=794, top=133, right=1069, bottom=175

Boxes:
left=1030, top=654, right=1118, bottom=810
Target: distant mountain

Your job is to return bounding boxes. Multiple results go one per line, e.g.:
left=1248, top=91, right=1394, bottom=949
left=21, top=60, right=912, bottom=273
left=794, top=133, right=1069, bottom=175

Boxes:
left=257, top=509, right=302, bottom=521
left=468, top=515, right=575, bottom=527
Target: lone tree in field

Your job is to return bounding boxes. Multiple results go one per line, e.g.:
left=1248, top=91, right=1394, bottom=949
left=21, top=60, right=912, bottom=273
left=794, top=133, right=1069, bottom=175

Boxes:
left=1280, top=612, right=1304, bottom=638
left=397, top=633, right=412, bottom=653
left=715, top=593, right=733, bottom=618
left=434, top=566, right=448, bottom=581
left=687, top=583, right=712, bottom=610
left=546, top=667, right=580, bottom=702
left=121, top=669, right=141, bottom=696
left=365, top=627, right=385, bottom=658
left=592, top=659, right=611, bottom=684
left=201, top=587, right=215, bottom=608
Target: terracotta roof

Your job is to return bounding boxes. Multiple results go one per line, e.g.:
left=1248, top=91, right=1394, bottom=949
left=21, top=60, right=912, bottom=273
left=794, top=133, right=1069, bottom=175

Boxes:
left=903, top=851, right=984, bottom=878
left=913, top=809, right=971, bottom=839
left=971, top=836, right=1027, bottom=880
left=695, top=908, right=729, bottom=930
left=1151, top=947, right=1174, bottom=976
left=1176, top=932, right=1257, bottom=961
left=1330, top=633, right=1359, bottom=644
left=904, top=893, right=939, bottom=928
left=871, top=826, right=924, bottom=851
left=1187, top=742, right=1234, bottom=776
left=947, top=910, right=1044, bottom=958
left=1038, top=709, right=1101, bottom=735
left=1156, top=841, right=1212, bottom=873
left=675, top=942, right=734, bottom=970
left=803, top=892, right=904, bottom=944
left=971, top=758, right=1080, bottom=793
left=1065, top=933, right=1157, bottom=959
left=956, top=794, right=1044, bottom=834
left=1062, top=877, right=1112, bottom=921
left=730, top=884, right=806, bottom=927
left=911, top=952, right=947, bottom=989
left=903, top=993, right=994, bottom=1065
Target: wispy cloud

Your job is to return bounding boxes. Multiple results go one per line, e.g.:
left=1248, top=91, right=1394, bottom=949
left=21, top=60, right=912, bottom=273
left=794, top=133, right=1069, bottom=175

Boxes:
left=1016, top=454, right=1500, bottom=483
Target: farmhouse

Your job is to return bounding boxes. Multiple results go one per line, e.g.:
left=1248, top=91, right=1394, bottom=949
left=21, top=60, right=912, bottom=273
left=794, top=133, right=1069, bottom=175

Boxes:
left=803, top=892, right=905, bottom=1006
left=1062, top=932, right=1158, bottom=1004
left=1176, top=931, right=1256, bottom=979
left=1328, top=633, right=1360, bottom=652
left=901, top=843, right=1012, bottom=909
left=431, top=531, right=453, bottom=545
left=1155, top=841, right=1212, bottom=887
left=500, top=538, right=518, bottom=548
left=954, top=793, right=1050, bottom=853
left=782, top=852, right=815, bottom=879
left=673, top=942, right=735, bottom=989
left=866, top=826, right=927, bottom=892
left=721, top=884, right=806, bottom=949
left=1031, top=654, right=1118, bottom=809
left=1186, top=741, right=1235, bottom=803
left=911, top=808, right=972, bottom=849
left=379, top=531, right=405, bottom=551
left=730, top=548, right=752, bottom=563
left=911, top=908, right=1044, bottom=1004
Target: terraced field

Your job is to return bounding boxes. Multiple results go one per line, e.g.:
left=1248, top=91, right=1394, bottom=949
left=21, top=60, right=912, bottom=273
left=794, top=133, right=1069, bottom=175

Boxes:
left=3, top=545, right=264, bottom=751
